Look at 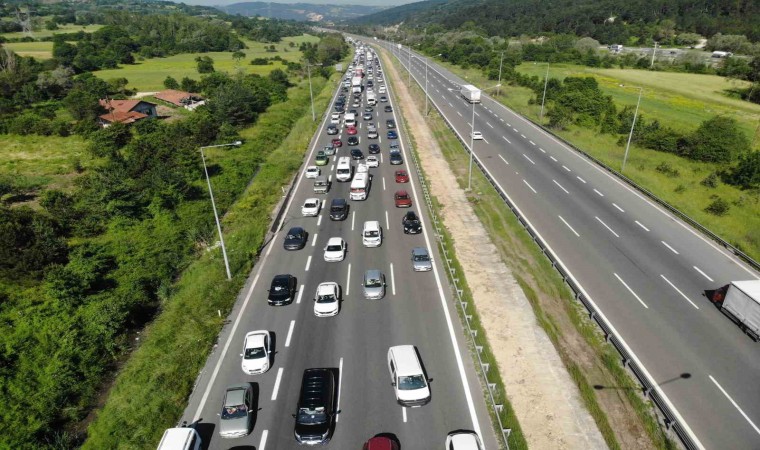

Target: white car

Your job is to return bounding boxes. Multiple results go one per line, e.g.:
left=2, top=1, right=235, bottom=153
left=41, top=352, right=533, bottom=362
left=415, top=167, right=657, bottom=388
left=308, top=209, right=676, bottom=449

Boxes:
left=323, top=237, right=346, bottom=262
left=330, top=113, right=340, bottom=124
left=445, top=431, right=484, bottom=450
left=240, top=330, right=271, bottom=375
left=379, top=87, right=386, bottom=94
left=366, top=155, right=379, bottom=168
left=471, top=131, right=484, bottom=140
left=301, top=198, right=321, bottom=217
left=305, top=166, right=320, bottom=179
left=313, top=282, right=340, bottom=317
left=357, top=163, right=369, bottom=174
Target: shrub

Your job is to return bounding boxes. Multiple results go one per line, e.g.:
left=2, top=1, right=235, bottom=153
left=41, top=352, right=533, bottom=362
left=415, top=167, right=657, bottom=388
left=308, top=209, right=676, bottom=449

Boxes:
left=726, top=151, right=760, bottom=189
left=655, top=162, right=680, bottom=177
left=705, top=197, right=730, bottom=216
left=700, top=172, right=719, bottom=188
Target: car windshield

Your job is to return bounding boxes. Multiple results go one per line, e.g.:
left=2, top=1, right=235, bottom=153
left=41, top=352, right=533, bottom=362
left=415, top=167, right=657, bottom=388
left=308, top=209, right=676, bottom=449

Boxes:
left=398, top=375, right=427, bottom=390
left=326, top=244, right=342, bottom=252
left=222, top=403, right=247, bottom=419
left=305, top=202, right=317, bottom=208
left=366, top=231, right=379, bottom=237
left=366, top=277, right=382, bottom=287
left=317, top=293, right=336, bottom=303
left=414, top=254, right=430, bottom=261
left=397, top=194, right=408, bottom=200
left=297, top=407, right=327, bottom=424
left=245, top=347, right=266, bottom=359
left=287, top=233, right=301, bottom=240
left=272, top=283, right=287, bottom=292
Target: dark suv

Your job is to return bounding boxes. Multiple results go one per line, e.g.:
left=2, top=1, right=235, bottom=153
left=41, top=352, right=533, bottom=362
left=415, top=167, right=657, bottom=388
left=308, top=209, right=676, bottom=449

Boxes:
left=402, top=211, right=422, bottom=234
left=329, top=198, right=348, bottom=221
left=293, top=369, right=336, bottom=445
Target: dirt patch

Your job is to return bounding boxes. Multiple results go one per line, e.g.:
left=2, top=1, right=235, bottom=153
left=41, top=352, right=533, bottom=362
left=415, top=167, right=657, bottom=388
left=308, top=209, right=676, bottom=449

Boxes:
left=379, top=50, right=608, bottom=449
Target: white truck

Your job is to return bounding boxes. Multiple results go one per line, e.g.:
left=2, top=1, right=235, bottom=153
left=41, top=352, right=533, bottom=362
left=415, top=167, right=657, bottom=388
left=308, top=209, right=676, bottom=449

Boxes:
left=352, top=76, right=362, bottom=94
left=711, top=280, right=760, bottom=341
left=367, top=91, right=376, bottom=105
left=460, top=84, right=481, bottom=103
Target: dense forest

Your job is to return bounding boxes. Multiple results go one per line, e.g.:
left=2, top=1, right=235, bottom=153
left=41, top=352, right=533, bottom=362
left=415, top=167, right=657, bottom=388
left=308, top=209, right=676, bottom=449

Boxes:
left=355, top=0, right=760, bottom=44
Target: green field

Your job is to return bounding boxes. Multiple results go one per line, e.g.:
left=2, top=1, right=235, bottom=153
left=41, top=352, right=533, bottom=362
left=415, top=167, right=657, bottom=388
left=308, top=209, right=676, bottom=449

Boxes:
left=2, top=41, right=53, bottom=59
left=94, top=34, right=319, bottom=91
left=0, top=23, right=102, bottom=40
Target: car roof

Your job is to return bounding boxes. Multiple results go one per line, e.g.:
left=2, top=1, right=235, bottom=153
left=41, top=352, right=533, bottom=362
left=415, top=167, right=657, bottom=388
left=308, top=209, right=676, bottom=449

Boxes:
left=365, top=436, right=396, bottom=450
left=364, top=220, right=380, bottom=229
left=388, top=345, right=423, bottom=375
left=327, top=237, right=343, bottom=245
left=396, top=190, right=409, bottom=196
left=272, top=273, right=291, bottom=282
left=224, top=385, right=248, bottom=406
left=245, top=331, right=266, bottom=348
left=412, top=247, right=428, bottom=256
left=364, top=268, right=382, bottom=279
left=288, top=226, right=304, bottom=234
left=316, top=282, right=337, bottom=295
left=158, top=428, right=198, bottom=449
left=331, top=197, right=347, bottom=206
left=299, top=368, right=333, bottom=408
left=448, top=432, right=482, bottom=449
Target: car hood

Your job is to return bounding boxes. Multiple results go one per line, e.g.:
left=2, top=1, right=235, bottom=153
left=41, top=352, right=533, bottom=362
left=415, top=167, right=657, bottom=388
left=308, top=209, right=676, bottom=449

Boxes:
left=294, top=421, right=330, bottom=441
left=413, top=260, right=432, bottom=270
left=242, top=358, right=267, bottom=372
left=315, top=301, right=338, bottom=313
left=219, top=415, right=249, bottom=436
left=396, top=385, right=430, bottom=402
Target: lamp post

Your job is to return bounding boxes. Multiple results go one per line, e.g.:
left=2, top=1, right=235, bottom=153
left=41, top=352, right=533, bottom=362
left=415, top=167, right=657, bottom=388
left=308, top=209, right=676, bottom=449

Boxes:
left=424, top=54, right=442, bottom=116
left=407, top=44, right=412, bottom=86
left=496, top=51, right=504, bottom=97
left=620, top=84, right=643, bottom=172
left=650, top=42, right=658, bottom=68
left=539, top=62, right=550, bottom=121
left=305, top=62, right=323, bottom=122
left=467, top=84, right=501, bottom=191
left=200, top=141, right=243, bottom=280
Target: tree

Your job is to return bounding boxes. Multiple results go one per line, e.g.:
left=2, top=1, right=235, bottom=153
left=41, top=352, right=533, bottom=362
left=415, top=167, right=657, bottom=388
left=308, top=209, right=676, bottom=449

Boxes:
left=88, top=122, right=132, bottom=158
left=35, top=66, right=74, bottom=99
left=180, top=77, right=199, bottom=93
left=195, top=56, right=215, bottom=74
left=685, top=116, right=750, bottom=163
left=727, top=151, right=760, bottom=189
left=207, top=81, right=265, bottom=126
left=163, top=76, right=179, bottom=90
left=232, top=51, right=246, bottom=63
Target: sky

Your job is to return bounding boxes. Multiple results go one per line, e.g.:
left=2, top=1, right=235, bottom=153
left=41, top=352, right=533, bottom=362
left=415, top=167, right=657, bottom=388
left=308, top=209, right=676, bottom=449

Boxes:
left=177, top=0, right=416, bottom=6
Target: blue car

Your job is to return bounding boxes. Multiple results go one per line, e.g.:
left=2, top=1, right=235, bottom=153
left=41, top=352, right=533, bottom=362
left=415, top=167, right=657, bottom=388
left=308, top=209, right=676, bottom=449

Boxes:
left=387, top=130, right=398, bottom=139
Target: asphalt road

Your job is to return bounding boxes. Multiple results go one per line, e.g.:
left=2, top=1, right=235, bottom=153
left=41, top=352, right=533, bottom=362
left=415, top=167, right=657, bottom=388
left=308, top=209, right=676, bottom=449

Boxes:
left=178, top=49, right=498, bottom=449
left=375, top=40, right=760, bottom=449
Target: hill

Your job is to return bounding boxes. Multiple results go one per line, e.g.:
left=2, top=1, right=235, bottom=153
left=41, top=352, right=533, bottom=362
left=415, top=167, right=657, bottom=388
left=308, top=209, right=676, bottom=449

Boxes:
left=355, top=0, right=760, bottom=43
left=220, top=2, right=386, bottom=23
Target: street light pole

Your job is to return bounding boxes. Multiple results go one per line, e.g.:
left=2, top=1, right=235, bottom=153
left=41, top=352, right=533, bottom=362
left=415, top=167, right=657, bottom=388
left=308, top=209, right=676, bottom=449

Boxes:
left=540, top=62, right=550, bottom=121
left=424, top=56, right=429, bottom=115
left=468, top=97, right=476, bottom=191
left=305, top=62, right=323, bottom=122
left=200, top=141, right=243, bottom=280
left=496, top=51, right=504, bottom=97
left=650, top=42, right=658, bottom=68
left=622, top=86, right=643, bottom=172
left=407, top=45, right=411, bottom=86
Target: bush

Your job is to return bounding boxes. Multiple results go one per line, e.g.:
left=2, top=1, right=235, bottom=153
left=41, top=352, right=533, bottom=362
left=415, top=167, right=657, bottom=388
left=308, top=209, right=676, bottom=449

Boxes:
left=655, top=162, right=680, bottom=177
left=683, top=116, right=750, bottom=163
left=726, top=151, right=760, bottom=189
left=705, top=197, right=730, bottom=216
left=250, top=57, right=270, bottom=65
left=700, top=172, right=720, bottom=188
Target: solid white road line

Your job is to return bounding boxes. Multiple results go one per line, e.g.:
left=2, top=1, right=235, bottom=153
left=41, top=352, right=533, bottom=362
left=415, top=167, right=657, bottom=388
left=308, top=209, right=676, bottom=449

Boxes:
left=523, top=154, right=535, bottom=164
left=385, top=210, right=390, bottom=231
left=383, top=176, right=386, bottom=190
left=345, top=263, right=352, bottom=296
left=336, top=357, right=344, bottom=422
left=595, top=216, right=620, bottom=238
left=558, top=215, right=580, bottom=237
left=562, top=165, right=571, bottom=172
left=312, top=233, right=318, bottom=247
left=296, top=285, right=304, bottom=304
left=593, top=188, right=604, bottom=197
left=709, top=375, right=760, bottom=436
left=305, top=255, right=312, bottom=272
left=402, top=406, right=407, bottom=423
left=553, top=179, right=569, bottom=194
left=613, top=203, right=625, bottom=213
left=390, top=262, right=396, bottom=295
left=317, top=215, right=322, bottom=227
left=285, top=320, right=296, bottom=347
left=502, top=136, right=511, bottom=144
left=352, top=211, right=356, bottom=231
left=259, top=430, right=268, bottom=450
left=662, top=241, right=680, bottom=255
left=271, top=368, right=284, bottom=400
left=693, top=266, right=714, bottom=282
left=660, top=275, right=699, bottom=309
left=635, top=220, right=650, bottom=232
left=614, top=273, right=649, bottom=309
left=498, top=154, right=509, bottom=165
left=522, top=179, right=537, bottom=194
left=550, top=156, right=558, bottom=162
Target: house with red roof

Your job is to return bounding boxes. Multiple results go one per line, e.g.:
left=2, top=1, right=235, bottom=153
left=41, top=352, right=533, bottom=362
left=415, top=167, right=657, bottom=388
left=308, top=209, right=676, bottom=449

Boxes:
left=98, top=99, right=157, bottom=127
left=154, top=89, right=205, bottom=110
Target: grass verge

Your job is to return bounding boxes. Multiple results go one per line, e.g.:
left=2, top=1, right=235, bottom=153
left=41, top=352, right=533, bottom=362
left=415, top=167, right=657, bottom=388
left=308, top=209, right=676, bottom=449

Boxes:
left=82, top=70, right=341, bottom=449
left=388, top=52, right=674, bottom=449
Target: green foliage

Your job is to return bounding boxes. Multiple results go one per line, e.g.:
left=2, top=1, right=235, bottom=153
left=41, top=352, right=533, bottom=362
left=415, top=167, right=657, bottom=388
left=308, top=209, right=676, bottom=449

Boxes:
left=727, top=151, right=760, bottom=188
left=163, top=75, right=179, bottom=90
left=701, top=171, right=720, bottom=188
left=195, top=56, right=215, bottom=74
left=685, top=116, right=750, bottom=162
left=705, top=197, right=730, bottom=215
left=0, top=206, right=68, bottom=279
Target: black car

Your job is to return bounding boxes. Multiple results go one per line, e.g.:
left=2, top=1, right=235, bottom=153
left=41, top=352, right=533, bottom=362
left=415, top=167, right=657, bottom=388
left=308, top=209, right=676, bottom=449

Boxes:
left=402, top=211, right=422, bottom=234
left=363, top=112, right=372, bottom=120
left=350, top=148, right=364, bottom=160
left=364, top=106, right=374, bottom=112
left=384, top=105, right=393, bottom=113
left=349, top=109, right=358, bottom=115
left=387, top=130, right=398, bottom=139
left=386, top=119, right=396, bottom=129
left=268, top=274, right=297, bottom=305
left=389, top=141, right=400, bottom=151
left=329, top=198, right=348, bottom=221
left=347, top=136, right=360, bottom=146
left=368, top=144, right=381, bottom=154
left=389, top=150, right=403, bottom=165
left=334, top=105, right=345, bottom=114
left=283, top=226, right=307, bottom=250
left=379, top=96, right=388, bottom=103
left=367, top=80, right=374, bottom=88
left=326, top=125, right=339, bottom=135
left=293, top=369, right=336, bottom=445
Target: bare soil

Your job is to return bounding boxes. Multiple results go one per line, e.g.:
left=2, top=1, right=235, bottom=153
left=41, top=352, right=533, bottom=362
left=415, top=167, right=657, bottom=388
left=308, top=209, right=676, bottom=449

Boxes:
left=382, top=52, right=611, bottom=449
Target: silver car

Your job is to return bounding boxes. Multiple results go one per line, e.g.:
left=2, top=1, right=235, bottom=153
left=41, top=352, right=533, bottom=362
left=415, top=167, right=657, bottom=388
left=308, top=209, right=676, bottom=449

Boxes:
left=218, top=384, right=254, bottom=438
left=362, top=269, right=386, bottom=299
left=411, top=247, right=433, bottom=272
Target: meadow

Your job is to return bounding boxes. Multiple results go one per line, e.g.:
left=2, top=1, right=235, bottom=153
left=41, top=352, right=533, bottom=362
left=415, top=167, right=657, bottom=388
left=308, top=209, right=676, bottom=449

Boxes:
left=2, top=40, right=54, bottom=59
left=0, top=22, right=103, bottom=40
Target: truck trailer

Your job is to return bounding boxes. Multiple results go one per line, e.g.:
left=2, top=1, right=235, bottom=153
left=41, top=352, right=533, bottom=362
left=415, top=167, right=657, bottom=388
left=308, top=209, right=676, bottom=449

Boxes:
left=460, top=84, right=481, bottom=103
left=711, top=280, right=760, bottom=341
left=351, top=76, right=362, bottom=94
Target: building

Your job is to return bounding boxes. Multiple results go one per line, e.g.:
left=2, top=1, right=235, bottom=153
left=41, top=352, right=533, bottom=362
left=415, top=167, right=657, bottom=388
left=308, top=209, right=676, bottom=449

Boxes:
left=154, top=89, right=205, bottom=110
left=98, top=99, right=157, bottom=127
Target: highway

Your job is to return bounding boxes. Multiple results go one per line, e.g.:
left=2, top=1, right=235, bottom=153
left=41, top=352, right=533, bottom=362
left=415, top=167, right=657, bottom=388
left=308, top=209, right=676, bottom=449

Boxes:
left=374, top=39, right=760, bottom=449
left=178, top=45, right=498, bottom=449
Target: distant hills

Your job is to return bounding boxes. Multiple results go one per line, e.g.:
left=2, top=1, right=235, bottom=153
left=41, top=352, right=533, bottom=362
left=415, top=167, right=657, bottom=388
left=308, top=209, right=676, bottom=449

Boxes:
left=218, top=2, right=387, bottom=23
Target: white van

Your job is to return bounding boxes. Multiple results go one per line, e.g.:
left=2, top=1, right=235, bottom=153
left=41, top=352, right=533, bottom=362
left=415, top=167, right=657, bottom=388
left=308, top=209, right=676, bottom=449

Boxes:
left=344, top=113, right=356, bottom=127
left=157, top=427, right=202, bottom=450
left=366, top=92, right=377, bottom=106
left=387, top=345, right=430, bottom=407
left=350, top=172, right=369, bottom=200
left=336, top=156, right=352, bottom=182
left=362, top=220, right=382, bottom=247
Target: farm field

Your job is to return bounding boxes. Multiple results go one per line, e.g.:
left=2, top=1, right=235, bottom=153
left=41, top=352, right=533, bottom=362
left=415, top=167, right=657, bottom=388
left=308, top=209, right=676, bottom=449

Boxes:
left=2, top=41, right=54, bottom=59
left=0, top=23, right=103, bottom=40
left=94, top=34, right=319, bottom=91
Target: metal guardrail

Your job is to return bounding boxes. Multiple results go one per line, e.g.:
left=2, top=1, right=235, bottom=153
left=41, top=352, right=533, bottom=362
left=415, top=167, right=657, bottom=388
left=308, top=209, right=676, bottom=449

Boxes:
left=385, top=45, right=702, bottom=450
left=378, top=46, right=513, bottom=450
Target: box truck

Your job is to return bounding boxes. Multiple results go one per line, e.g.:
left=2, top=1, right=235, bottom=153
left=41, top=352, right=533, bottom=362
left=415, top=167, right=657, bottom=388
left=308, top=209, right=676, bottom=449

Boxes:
left=460, top=84, right=481, bottom=103
left=711, top=280, right=760, bottom=341
left=352, top=76, right=362, bottom=94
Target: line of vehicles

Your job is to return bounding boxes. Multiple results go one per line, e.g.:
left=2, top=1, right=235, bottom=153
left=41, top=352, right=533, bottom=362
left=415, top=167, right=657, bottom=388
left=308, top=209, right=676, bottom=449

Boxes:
left=159, top=39, right=482, bottom=449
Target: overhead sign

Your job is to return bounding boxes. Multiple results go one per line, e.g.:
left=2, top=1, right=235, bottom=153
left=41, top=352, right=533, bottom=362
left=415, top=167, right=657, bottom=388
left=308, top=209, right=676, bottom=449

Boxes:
left=335, top=63, right=343, bottom=72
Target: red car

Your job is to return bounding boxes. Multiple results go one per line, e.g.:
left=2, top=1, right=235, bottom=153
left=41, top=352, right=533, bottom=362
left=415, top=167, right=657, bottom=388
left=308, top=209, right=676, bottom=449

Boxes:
left=395, top=169, right=409, bottom=183
left=394, top=190, right=412, bottom=208
left=363, top=436, right=399, bottom=450
left=331, top=138, right=343, bottom=147
left=346, top=125, right=358, bottom=135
